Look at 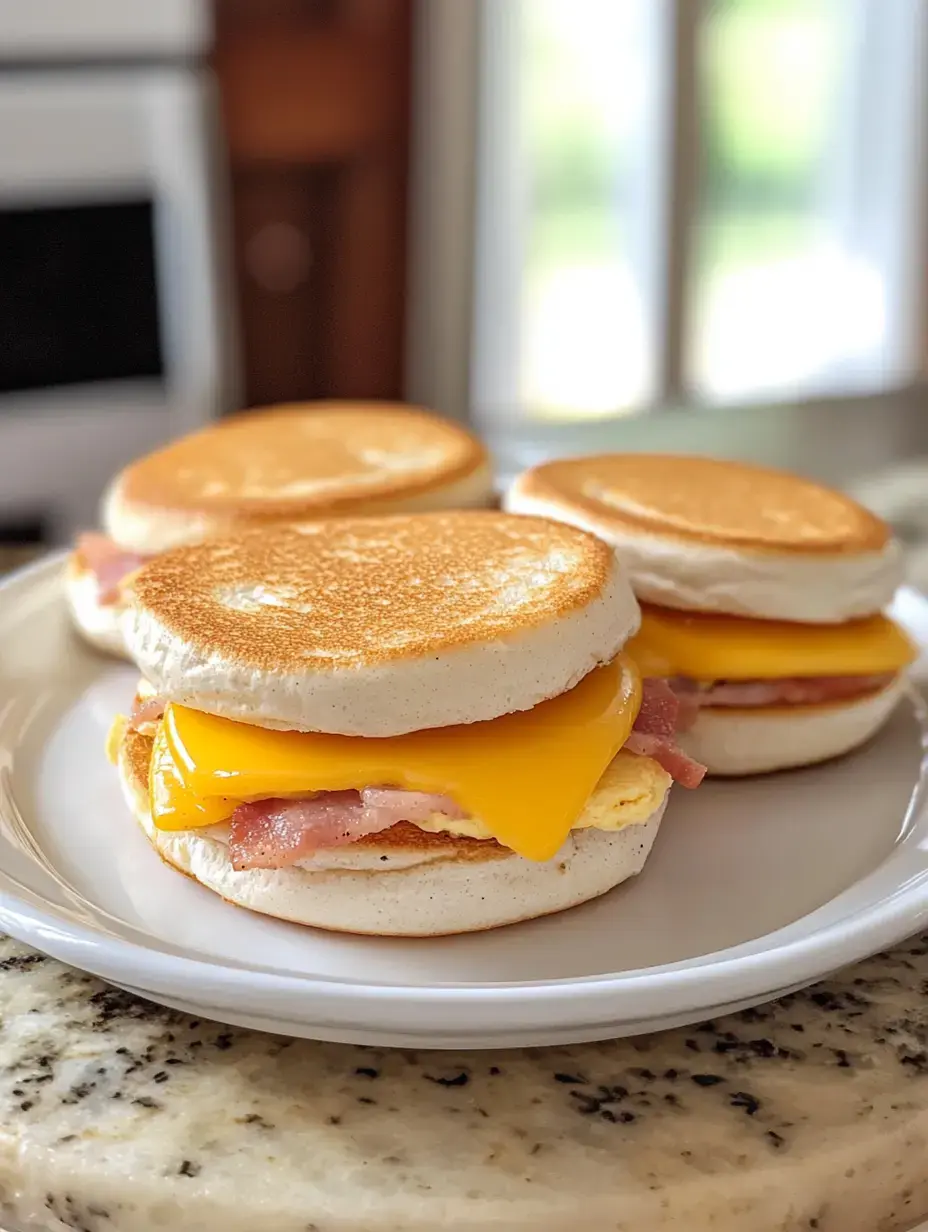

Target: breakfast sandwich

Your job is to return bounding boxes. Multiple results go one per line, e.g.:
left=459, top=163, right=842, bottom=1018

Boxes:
left=505, top=453, right=916, bottom=776
left=111, top=512, right=704, bottom=936
left=67, top=401, right=494, bottom=657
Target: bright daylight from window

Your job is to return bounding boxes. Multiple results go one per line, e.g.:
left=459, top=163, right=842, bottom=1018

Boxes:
left=475, top=0, right=925, bottom=419
left=517, top=0, right=654, bottom=416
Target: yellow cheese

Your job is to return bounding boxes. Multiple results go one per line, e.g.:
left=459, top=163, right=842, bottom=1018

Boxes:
left=150, top=655, right=643, bottom=862
left=411, top=751, right=670, bottom=842
left=626, top=605, right=916, bottom=681
left=150, top=722, right=237, bottom=829
left=106, top=715, right=127, bottom=766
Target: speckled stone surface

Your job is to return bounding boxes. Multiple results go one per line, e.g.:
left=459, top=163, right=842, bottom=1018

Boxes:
left=0, top=938, right=927, bottom=1231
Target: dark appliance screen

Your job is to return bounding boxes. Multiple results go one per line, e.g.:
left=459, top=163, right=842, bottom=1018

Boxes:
left=0, top=199, right=164, bottom=395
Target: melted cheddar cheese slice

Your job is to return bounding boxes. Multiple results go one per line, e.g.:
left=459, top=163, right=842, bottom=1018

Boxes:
left=150, top=655, right=642, bottom=862
left=626, top=605, right=916, bottom=681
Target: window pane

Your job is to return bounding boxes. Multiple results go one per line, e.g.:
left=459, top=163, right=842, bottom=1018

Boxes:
left=689, top=0, right=926, bottom=402
left=473, top=0, right=658, bottom=419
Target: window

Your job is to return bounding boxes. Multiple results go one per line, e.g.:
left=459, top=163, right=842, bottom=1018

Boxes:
left=691, top=0, right=927, bottom=402
left=473, top=0, right=662, bottom=419
left=451, top=0, right=928, bottom=421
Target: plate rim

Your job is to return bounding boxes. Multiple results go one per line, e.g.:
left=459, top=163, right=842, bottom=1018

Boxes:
left=1, top=552, right=928, bottom=1033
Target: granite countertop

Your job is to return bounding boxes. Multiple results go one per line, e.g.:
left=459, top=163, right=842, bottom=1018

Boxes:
left=0, top=934, right=926, bottom=1232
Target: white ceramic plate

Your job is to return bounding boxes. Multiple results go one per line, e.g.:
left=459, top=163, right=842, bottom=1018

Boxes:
left=2, top=554, right=928, bottom=1048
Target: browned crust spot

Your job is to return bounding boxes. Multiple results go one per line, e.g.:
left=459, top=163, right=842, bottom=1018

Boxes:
left=117, top=403, right=489, bottom=519
left=120, top=723, right=508, bottom=862
left=519, top=454, right=890, bottom=554
left=122, top=724, right=156, bottom=796
left=126, top=512, right=614, bottom=671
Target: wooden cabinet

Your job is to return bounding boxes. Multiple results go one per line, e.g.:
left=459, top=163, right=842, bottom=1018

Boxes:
left=212, top=0, right=412, bottom=407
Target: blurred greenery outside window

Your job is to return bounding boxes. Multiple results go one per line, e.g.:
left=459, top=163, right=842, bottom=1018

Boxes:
left=473, top=0, right=927, bottom=419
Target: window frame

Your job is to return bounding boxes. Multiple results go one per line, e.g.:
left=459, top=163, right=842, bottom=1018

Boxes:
left=405, top=0, right=928, bottom=423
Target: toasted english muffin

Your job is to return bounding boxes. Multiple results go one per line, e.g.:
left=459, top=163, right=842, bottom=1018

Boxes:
left=505, top=454, right=902, bottom=623
left=113, top=511, right=681, bottom=933
left=68, top=401, right=494, bottom=659
left=106, top=402, right=495, bottom=555
left=122, top=511, right=641, bottom=736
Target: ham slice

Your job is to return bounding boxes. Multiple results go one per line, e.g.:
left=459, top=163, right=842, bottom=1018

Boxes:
left=625, top=677, right=706, bottom=788
left=75, top=532, right=149, bottom=603
left=128, top=693, right=167, bottom=733
left=666, top=672, right=894, bottom=710
left=623, top=732, right=706, bottom=788
left=360, top=788, right=467, bottom=823
left=229, top=788, right=464, bottom=870
left=632, top=675, right=678, bottom=737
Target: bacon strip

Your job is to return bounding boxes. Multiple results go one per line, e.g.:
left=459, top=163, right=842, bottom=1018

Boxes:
left=128, top=694, right=167, bottom=732
left=632, top=676, right=678, bottom=737
left=360, top=788, right=467, bottom=823
left=624, top=732, right=706, bottom=788
left=75, top=532, right=149, bottom=603
left=666, top=673, right=895, bottom=710
left=228, top=788, right=464, bottom=870
left=626, top=678, right=706, bottom=788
